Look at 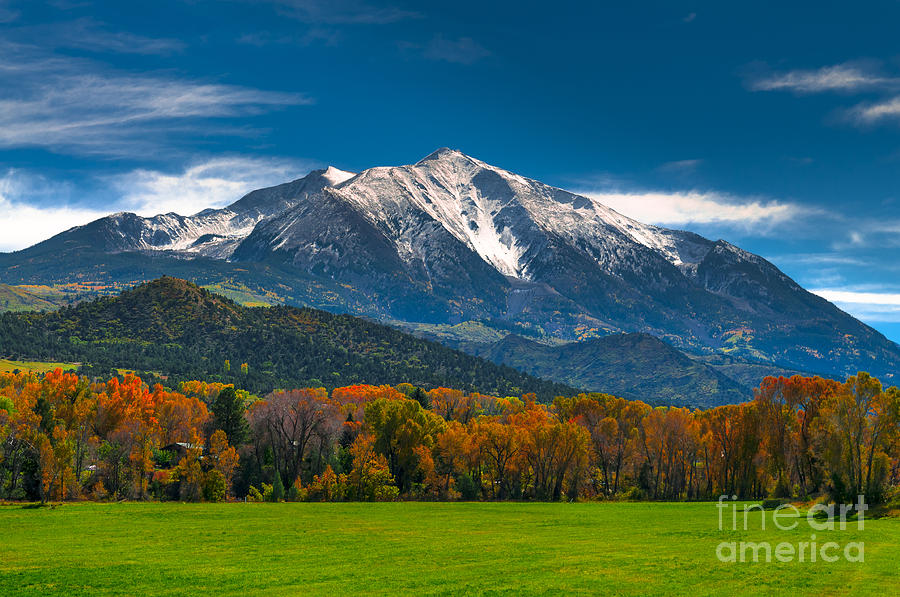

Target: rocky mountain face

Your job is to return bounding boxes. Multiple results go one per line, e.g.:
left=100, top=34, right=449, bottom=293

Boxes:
left=2, top=148, right=898, bottom=388
left=19, top=166, right=354, bottom=261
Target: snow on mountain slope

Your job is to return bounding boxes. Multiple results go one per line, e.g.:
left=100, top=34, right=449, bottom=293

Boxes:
left=326, top=148, right=716, bottom=282
left=32, top=167, right=357, bottom=260
left=103, top=209, right=260, bottom=259
left=329, top=152, right=534, bottom=277
left=591, top=208, right=713, bottom=271
left=32, top=146, right=712, bottom=282
left=19, top=148, right=807, bottom=312
left=321, top=165, right=356, bottom=186
left=168, top=167, right=356, bottom=257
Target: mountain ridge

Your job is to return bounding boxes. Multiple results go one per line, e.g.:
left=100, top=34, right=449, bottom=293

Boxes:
left=1, top=148, right=897, bottom=387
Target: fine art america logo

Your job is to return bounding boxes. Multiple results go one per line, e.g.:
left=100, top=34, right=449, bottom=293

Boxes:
left=716, top=495, right=867, bottom=563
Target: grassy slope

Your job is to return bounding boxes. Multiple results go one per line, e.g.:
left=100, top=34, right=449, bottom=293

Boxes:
left=0, top=359, right=78, bottom=374
left=0, top=283, right=107, bottom=314
left=0, top=502, right=896, bottom=596
left=0, top=284, right=59, bottom=312
left=201, top=282, right=278, bottom=307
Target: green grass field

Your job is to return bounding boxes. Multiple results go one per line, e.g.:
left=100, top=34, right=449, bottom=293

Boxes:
left=0, top=502, right=896, bottom=595
left=0, top=359, right=79, bottom=374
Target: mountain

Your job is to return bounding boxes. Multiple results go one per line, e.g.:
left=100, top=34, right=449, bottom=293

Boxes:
left=473, top=333, right=750, bottom=407
left=0, top=277, right=576, bottom=399
left=1, top=148, right=898, bottom=388
left=15, top=166, right=355, bottom=262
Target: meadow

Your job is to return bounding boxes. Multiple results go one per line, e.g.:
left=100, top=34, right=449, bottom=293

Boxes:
left=0, top=359, right=78, bottom=374
left=1, top=502, right=897, bottom=596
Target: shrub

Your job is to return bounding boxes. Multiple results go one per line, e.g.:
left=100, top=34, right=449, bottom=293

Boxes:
left=152, top=449, right=175, bottom=468
left=374, top=484, right=400, bottom=502
left=827, top=472, right=850, bottom=505
left=455, top=473, right=480, bottom=501
left=272, top=471, right=285, bottom=502
left=247, top=485, right=264, bottom=502
left=150, top=470, right=172, bottom=501
left=307, top=466, right=347, bottom=502
left=622, top=486, right=645, bottom=501
left=91, top=480, right=108, bottom=501
left=772, top=476, right=792, bottom=499
left=204, top=470, right=227, bottom=503
left=761, top=498, right=788, bottom=510
left=0, top=395, right=15, bottom=414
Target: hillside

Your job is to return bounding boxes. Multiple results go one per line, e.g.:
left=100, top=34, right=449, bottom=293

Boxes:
left=0, top=277, right=576, bottom=399
left=691, top=352, right=822, bottom=391
left=474, top=333, right=751, bottom=407
left=0, top=284, right=62, bottom=312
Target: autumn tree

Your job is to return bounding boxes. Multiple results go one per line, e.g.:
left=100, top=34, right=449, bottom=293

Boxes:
left=346, top=433, right=398, bottom=501
left=176, top=445, right=204, bottom=502
left=207, top=429, right=240, bottom=496
left=247, top=388, right=342, bottom=485
left=472, top=419, right=522, bottom=499
left=822, top=372, right=900, bottom=502
left=2, top=367, right=898, bottom=505
left=39, top=426, right=75, bottom=502
left=365, top=397, right=445, bottom=493
left=431, top=421, right=478, bottom=497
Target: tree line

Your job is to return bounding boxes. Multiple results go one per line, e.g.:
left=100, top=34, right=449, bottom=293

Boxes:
left=1, top=370, right=897, bottom=504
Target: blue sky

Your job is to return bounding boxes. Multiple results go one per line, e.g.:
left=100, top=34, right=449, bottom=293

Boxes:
left=1, top=0, right=899, bottom=342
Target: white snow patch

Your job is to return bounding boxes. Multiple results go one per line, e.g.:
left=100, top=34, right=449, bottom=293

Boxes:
left=323, top=166, right=355, bottom=186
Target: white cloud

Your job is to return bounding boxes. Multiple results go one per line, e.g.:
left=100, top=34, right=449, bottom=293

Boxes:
left=0, top=40, right=310, bottom=157
left=579, top=189, right=800, bottom=230
left=813, top=289, right=900, bottom=322
left=237, top=28, right=342, bottom=47
left=850, top=96, right=900, bottom=124
left=0, top=171, right=107, bottom=252
left=0, top=199, right=107, bottom=252
left=751, top=63, right=896, bottom=94
left=772, top=253, right=866, bottom=266
left=109, top=156, right=317, bottom=216
left=814, top=290, right=900, bottom=305
left=0, top=156, right=316, bottom=251
left=749, top=62, right=900, bottom=129
left=828, top=218, right=900, bottom=250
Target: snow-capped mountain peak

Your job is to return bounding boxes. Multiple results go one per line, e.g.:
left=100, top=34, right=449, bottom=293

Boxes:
left=329, top=148, right=716, bottom=280
left=34, top=149, right=718, bottom=279
left=12, top=148, right=900, bottom=381
left=415, top=147, right=470, bottom=165
left=322, top=165, right=356, bottom=186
